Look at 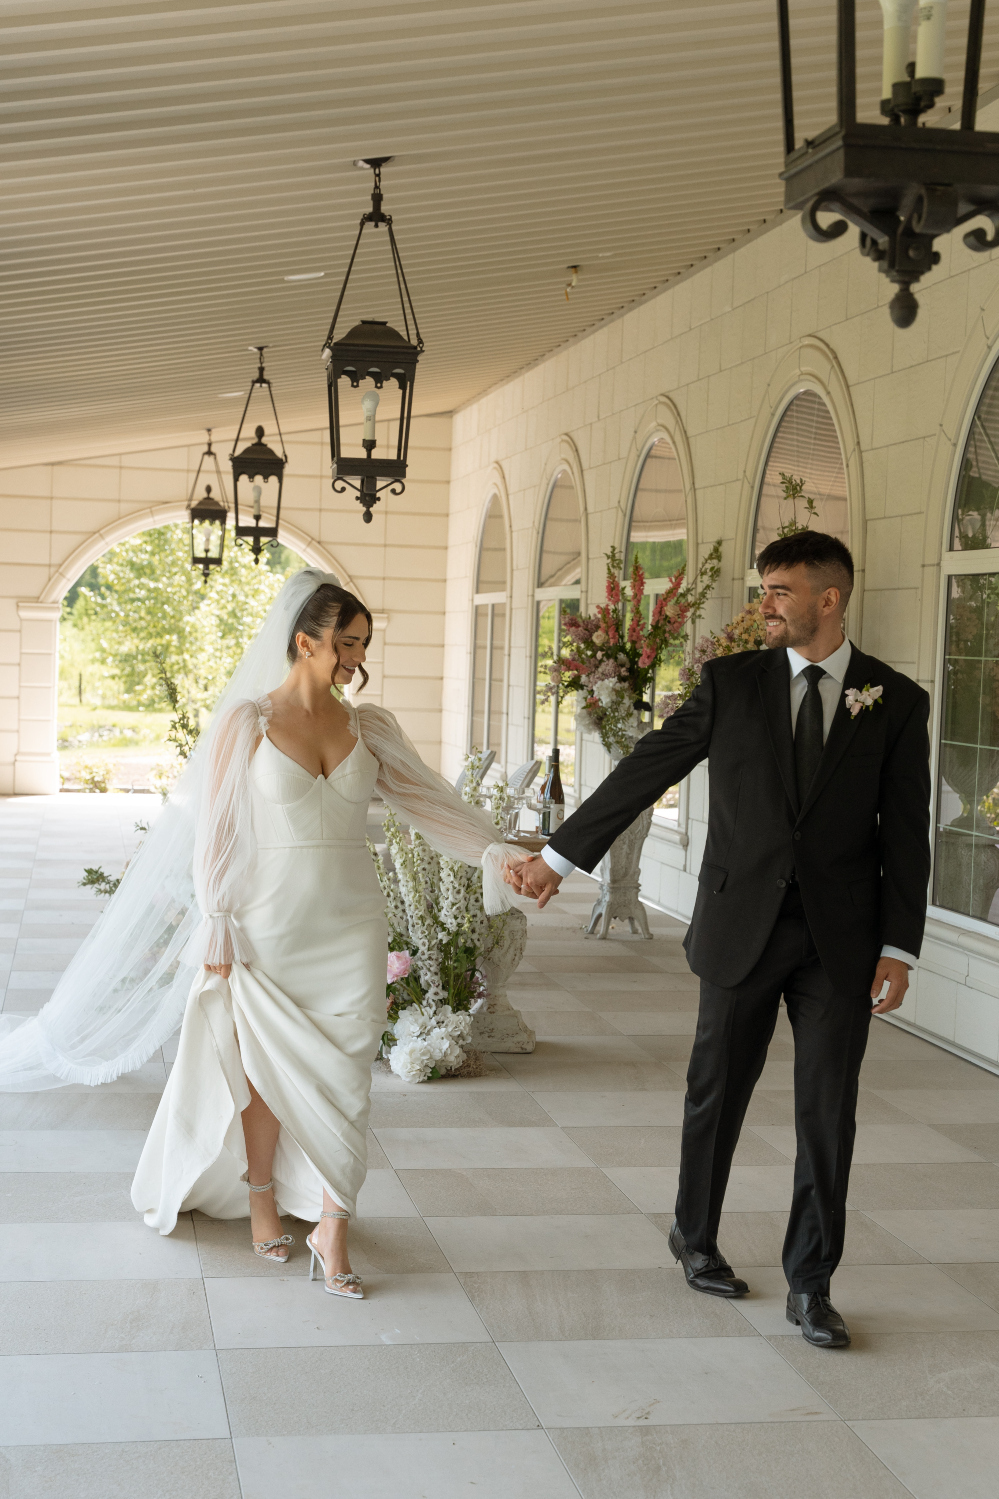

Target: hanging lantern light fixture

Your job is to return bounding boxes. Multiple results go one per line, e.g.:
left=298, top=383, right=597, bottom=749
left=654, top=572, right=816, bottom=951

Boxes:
left=776, top=0, right=997, bottom=327
left=187, top=429, right=229, bottom=582
left=229, top=346, right=288, bottom=562
left=321, top=158, right=424, bottom=523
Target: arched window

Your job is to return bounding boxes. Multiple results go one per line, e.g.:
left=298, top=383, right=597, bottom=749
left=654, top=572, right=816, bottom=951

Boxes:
left=469, top=494, right=508, bottom=756
left=534, top=470, right=582, bottom=790
left=625, top=437, right=687, bottom=821
left=749, top=391, right=848, bottom=581
left=935, top=359, right=999, bottom=925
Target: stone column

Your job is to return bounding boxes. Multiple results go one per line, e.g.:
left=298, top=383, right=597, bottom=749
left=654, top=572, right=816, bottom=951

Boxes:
left=471, top=908, right=536, bottom=1052
left=14, top=602, right=62, bottom=795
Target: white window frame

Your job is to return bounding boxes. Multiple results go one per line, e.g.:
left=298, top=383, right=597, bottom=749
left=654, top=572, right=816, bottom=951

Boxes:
left=468, top=496, right=509, bottom=762
left=532, top=474, right=583, bottom=800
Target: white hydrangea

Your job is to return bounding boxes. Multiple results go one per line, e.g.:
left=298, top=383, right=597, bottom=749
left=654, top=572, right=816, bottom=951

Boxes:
left=388, top=1004, right=472, bottom=1082
left=389, top=1037, right=438, bottom=1083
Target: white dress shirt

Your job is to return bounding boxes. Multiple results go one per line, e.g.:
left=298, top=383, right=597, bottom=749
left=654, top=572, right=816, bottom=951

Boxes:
left=542, top=635, right=917, bottom=971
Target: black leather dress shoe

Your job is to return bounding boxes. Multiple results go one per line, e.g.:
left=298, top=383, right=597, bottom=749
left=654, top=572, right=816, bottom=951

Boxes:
left=668, top=1220, right=749, bottom=1298
left=786, top=1291, right=851, bottom=1348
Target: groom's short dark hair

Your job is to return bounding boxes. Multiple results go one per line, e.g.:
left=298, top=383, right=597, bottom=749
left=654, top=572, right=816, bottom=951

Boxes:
left=756, top=530, right=854, bottom=610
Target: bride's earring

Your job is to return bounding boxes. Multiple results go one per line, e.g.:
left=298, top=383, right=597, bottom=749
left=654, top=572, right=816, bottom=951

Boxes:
left=304, top=651, right=312, bottom=659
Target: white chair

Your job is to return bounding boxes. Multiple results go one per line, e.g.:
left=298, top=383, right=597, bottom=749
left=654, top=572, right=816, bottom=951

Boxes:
left=454, top=748, right=496, bottom=794
left=507, top=759, right=542, bottom=795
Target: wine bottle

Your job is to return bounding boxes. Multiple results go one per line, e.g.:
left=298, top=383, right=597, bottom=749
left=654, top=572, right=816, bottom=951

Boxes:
left=539, top=748, right=565, bottom=837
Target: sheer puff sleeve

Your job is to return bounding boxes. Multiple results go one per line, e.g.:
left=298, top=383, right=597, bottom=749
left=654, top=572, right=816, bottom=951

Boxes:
left=181, top=697, right=266, bottom=968
left=354, top=702, right=533, bottom=915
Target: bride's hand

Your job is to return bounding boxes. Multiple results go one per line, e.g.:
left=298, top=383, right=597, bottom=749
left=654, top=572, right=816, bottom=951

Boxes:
left=205, top=963, right=232, bottom=979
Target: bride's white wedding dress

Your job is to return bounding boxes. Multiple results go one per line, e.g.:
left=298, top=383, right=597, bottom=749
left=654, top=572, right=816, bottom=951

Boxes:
left=132, top=696, right=514, bottom=1234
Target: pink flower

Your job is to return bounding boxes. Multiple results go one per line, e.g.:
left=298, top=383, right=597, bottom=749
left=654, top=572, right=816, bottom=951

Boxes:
left=638, top=644, right=656, bottom=668
left=387, top=951, right=412, bottom=983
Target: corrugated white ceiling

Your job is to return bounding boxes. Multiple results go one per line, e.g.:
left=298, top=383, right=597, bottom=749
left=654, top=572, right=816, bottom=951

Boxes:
left=1, top=0, right=995, bottom=466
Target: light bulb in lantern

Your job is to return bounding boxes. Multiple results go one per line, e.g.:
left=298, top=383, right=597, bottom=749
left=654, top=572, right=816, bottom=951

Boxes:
left=201, top=523, right=213, bottom=555
left=915, top=0, right=948, bottom=81
left=252, top=483, right=263, bottom=520
left=361, top=389, right=380, bottom=444
left=878, top=0, right=918, bottom=97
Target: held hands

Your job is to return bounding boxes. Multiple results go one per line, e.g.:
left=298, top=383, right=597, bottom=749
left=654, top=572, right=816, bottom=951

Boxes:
left=503, top=854, right=563, bottom=909
left=205, top=963, right=232, bottom=979
left=871, top=956, right=909, bottom=1014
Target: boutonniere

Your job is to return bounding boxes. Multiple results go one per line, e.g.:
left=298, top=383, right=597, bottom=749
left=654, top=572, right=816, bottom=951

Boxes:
left=844, top=683, right=883, bottom=717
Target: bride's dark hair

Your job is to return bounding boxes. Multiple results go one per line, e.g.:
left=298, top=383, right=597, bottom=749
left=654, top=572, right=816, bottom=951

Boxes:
left=287, top=581, right=373, bottom=692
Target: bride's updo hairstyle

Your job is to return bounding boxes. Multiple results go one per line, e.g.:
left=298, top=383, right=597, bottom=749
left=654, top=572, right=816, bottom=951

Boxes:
left=287, top=582, right=373, bottom=692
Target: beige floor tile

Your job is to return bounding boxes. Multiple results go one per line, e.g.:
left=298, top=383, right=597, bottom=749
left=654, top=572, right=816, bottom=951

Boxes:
left=500, top=1336, right=834, bottom=1426
left=859, top=1060, right=999, bottom=1090
left=735, top=1263, right=999, bottom=1336
left=369, top=1092, right=551, bottom=1128
left=851, top=1416, right=999, bottom=1499
left=519, top=1011, right=620, bottom=1037
left=649, top=1210, right=925, bottom=1268
left=0, top=1217, right=200, bottom=1281
left=365, top=1129, right=390, bottom=1169
left=194, top=1214, right=451, bottom=1278
left=206, top=1271, right=489, bottom=1348
left=871, top=1088, right=999, bottom=1124
left=219, top=1344, right=538, bottom=1436
left=500, top=1039, right=683, bottom=1092
left=847, top=1163, right=999, bottom=1210
left=234, top=1432, right=579, bottom=1499
left=863, top=1208, right=999, bottom=1261
left=0, top=1279, right=213, bottom=1354
left=864, top=1021, right=957, bottom=1061
left=397, top=1166, right=638, bottom=1217
left=742, top=1089, right=916, bottom=1126
left=550, top=1423, right=911, bottom=1499
left=0, top=1439, right=241, bottom=1499
left=527, top=953, right=661, bottom=975
left=935, top=1123, right=999, bottom=1160
left=426, top=1213, right=672, bottom=1272
left=569, top=984, right=701, bottom=1010
left=0, top=1172, right=138, bottom=1223
left=0, top=1129, right=147, bottom=1173
left=609, top=1163, right=795, bottom=1214
left=0, top=1092, right=160, bottom=1131
left=938, top=1261, right=999, bottom=1309
left=754, top=1122, right=986, bottom=1164
left=770, top=1329, right=999, bottom=1419
left=0, top=1350, right=230, bottom=1444
left=506, top=988, right=589, bottom=1011
left=457, top=1267, right=756, bottom=1341
left=566, top=1125, right=788, bottom=1168
left=355, top=1169, right=419, bottom=1217
left=551, top=973, right=682, bottom=993
left=372, top=1126, right=592, bottom=1170
left=531, top=1091, right=687, bottom=1126
left=602, top=1009, right=698, bottom=1034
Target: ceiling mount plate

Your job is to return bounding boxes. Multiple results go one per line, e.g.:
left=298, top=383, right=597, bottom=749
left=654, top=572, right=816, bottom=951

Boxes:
left=353, top=156, right=395, bottom=170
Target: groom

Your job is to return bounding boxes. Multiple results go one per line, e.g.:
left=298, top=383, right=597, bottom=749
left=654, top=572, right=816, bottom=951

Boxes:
left=511, top=529, right=931, bottom=1348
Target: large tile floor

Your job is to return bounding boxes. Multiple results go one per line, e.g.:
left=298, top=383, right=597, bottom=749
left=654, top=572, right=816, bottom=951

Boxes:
left=2, top=795, right=999, bottom=1497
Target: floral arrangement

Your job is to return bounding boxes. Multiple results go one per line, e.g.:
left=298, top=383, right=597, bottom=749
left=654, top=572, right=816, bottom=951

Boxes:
left=845, top=683, right=883, bottom=717
left=367, top=750, right=510, bottom=1083
left=540, top=540, right=723, bottom=757
left=657, top=597, right=768, bottom=719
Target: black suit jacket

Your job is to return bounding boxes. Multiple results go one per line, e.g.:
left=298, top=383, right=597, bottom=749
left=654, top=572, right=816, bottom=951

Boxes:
left=547, top=644, right=932, bottom=994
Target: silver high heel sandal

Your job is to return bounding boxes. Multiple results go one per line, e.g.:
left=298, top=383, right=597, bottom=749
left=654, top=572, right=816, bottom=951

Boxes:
left=245, top=1177, right=295, bottom=1264
left=306, top=1210, right=364, bottom=1299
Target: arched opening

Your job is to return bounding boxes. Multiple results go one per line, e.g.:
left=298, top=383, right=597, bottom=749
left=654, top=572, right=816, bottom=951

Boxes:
left=57, top=519, right=307, bottom=792
left=534, top=469, right=582, bottom=791
left=935, top=353, right=999, bottom=924
left=750, top=390, right=849, bottom=569
left=469, top=493, right=509, bottom=757
left=624, top=436, right=687, bottom=822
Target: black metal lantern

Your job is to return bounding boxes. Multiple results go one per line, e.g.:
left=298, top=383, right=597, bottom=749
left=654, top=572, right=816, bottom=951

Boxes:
left=777, top=0, right=998, bottom=327
left=229, top=347, right=288, bottom=562
left=187, top=429, right=229, bottom=582
left=321, top=158, right=423, bottom=523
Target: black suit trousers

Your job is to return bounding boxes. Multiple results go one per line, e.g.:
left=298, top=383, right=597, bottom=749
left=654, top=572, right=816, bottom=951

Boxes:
left=675, top=894, right=872, bottom=1293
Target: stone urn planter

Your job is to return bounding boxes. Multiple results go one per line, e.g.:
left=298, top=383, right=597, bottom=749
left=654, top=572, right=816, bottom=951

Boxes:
left=471, top=908, right=536, bottom=1052
left=585, top=724, right=654, bottom=940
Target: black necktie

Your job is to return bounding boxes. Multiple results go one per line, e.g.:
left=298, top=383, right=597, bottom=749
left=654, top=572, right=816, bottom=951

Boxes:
left=794, top=664, right=826, bottom=804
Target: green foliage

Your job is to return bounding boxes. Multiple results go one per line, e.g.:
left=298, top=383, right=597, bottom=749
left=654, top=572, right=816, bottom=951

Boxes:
left=79, top=866, right=121, bottom=898
left=60, top=522, right=303, bottom=713
left=151, top=649, right=200, bottom=760
left=62, top=755, right=114, bottom=793
left=776, top=472, right=819, bottom=537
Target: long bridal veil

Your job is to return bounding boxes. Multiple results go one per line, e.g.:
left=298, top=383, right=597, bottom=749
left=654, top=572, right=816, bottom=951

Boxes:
left=0, top=566, right=341, bottom=1093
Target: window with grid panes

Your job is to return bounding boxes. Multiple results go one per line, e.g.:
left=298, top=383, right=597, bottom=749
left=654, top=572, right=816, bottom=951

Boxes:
left=470, top=495, right=508, bottom=758
left=534, top=470, right=582, bottom=793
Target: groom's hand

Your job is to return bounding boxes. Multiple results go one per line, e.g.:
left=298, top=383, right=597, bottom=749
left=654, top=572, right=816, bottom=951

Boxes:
left=516, top=856, right=563, bottom=909
left=871, top=957, right=909, bottom=1014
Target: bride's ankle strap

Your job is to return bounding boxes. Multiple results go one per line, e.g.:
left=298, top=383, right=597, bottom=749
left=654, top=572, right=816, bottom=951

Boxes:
left=320, top=1210, right=349, bottom=1220
left=245, top=1179, right=274, bottom=1194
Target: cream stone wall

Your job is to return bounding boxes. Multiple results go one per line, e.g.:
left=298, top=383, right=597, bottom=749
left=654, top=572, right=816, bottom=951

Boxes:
left=443, top=162, right=999, bottom=1072
left=0, top=414, right=451, bottom=793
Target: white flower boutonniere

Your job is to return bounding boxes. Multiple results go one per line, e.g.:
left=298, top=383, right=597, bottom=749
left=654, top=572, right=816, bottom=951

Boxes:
left=844, top=683, right=883, bottom=718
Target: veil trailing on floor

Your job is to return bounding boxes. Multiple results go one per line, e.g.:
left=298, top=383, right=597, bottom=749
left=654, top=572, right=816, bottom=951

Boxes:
left=0, top=567, right=344, bottom=1092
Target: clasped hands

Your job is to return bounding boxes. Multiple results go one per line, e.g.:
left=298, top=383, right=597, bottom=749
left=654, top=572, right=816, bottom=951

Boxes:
left=504, top=854, right=563, bottom=908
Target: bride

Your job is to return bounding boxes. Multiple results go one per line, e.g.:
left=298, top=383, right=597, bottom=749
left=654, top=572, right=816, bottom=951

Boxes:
left=0, top=567, right=524, bottom=1300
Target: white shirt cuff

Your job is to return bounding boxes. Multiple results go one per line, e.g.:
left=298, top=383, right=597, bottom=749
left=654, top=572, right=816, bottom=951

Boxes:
left=541, top=845, right=576, bottom=878
left=881, top=945, right=917, bottom=970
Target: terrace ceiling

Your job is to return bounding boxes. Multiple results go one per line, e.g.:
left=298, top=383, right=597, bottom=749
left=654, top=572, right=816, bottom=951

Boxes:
left=2, top=0, right=998, bottom=467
